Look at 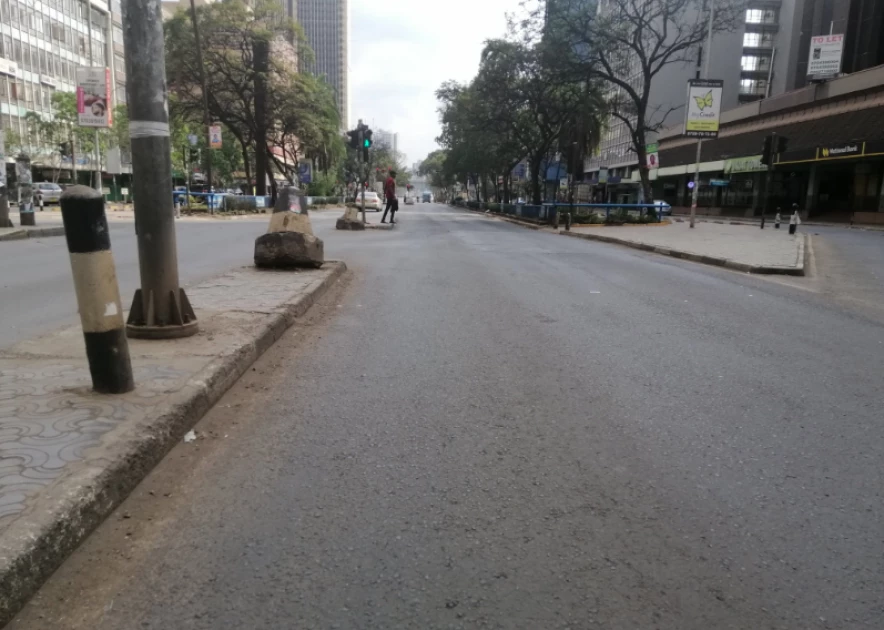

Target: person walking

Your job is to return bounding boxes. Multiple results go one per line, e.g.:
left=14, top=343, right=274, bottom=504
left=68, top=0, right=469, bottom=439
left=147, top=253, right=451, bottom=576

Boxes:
left=382, top=170, right=398, bottom=224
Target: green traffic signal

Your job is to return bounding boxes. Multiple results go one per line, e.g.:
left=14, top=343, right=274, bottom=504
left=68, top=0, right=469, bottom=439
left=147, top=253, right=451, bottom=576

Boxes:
left=364, top=138, right=371, bottom=148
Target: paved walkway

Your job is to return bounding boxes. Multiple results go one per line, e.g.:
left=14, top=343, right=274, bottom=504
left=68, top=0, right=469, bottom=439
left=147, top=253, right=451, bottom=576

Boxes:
left=568, top=220, right=805, bottom=273
left=0, top=263, right=344, bottom=624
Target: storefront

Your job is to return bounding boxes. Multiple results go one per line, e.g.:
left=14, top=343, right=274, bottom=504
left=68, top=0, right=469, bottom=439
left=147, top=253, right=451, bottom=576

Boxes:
left=776, top=140, right=884, bottom=222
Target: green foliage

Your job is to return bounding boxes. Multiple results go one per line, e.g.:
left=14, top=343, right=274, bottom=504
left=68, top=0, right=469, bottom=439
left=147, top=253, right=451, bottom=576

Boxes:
left=164, top=0, right=343, bottom=188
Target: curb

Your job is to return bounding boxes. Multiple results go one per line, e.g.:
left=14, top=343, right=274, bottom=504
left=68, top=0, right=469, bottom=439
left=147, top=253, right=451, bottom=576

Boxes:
left=457, top=207, right=548, bottom=231
left=0, top=261, right=347, bottom=627
left=561, top=230, right=805, bottom=276
left=0, top=226, right=66, bottom=241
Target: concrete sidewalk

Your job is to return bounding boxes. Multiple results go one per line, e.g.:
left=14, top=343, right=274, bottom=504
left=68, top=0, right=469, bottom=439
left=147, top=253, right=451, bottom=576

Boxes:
left=0, top=225, right=66, bottom=241
left=564, top=220, right=806, bottom=275
left=0, top=262, right=345, bottom=626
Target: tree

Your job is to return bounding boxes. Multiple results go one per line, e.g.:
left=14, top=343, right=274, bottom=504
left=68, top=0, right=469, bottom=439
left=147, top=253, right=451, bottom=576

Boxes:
left=437, top=37, right=605, bottom=204
left=164, top=0, right=343, bottom=195
left=542, top=0, right=745, bottom=202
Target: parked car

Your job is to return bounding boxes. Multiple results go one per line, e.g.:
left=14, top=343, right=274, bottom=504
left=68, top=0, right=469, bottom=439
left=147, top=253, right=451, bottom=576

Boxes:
left=34, top=182, right=63, bottom=205
left=421, top=191, right=434, bottom=203
left=358, top=191, right=383, bottom=211
left=652, top=200, right=672, bottom=216
left=404, top=196, right=415, bottom=205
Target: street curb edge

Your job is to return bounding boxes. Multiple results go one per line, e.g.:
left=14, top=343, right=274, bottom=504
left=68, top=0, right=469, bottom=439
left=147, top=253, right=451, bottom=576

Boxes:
left=0, top=261, right=347, bottom=627
left=560, top=230, right=805, bottom=276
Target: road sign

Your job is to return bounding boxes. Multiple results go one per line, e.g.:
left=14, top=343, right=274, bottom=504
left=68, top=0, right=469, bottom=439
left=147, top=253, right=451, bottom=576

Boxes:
left=807, top=34, right=844, bottom=79
left=209, top=125, right=222, bottom=149
left=684, top=79, right=724, bottom=139
left=188, top=134, right=198, bottom=146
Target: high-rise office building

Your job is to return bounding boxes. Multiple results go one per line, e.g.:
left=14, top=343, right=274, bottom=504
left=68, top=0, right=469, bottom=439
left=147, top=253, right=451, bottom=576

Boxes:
left=793, top=0, right=884, bottom=88
left=297, top=0, right=348, bottom=126
left=375, top=129, right=397, bottom=155
left=1, top=0, right=127, bottom=179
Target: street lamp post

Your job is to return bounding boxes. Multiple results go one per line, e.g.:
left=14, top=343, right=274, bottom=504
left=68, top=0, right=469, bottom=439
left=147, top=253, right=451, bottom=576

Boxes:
left=121, top=0, right=198, bottom=339
left=689, top=0, right=715, bottom=229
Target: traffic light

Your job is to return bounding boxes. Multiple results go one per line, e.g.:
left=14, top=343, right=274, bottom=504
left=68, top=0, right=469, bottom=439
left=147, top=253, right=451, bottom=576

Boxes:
left=58, top=142, right=71, bottom=158
left=776, top=136, right=789, bottom=155
left=347, top=128, right=359, bottom=150
left=760, top=134, right=774, bottom=166
left=362, top=128, right=373, bottom=162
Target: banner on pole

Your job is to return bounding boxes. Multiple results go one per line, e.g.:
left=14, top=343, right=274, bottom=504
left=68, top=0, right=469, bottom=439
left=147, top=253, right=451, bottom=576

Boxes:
left=209, top=125, right=223, bottom=149
left=76, top=67, right=112, bottom=128
left=684, top=79, right=723, bottom=139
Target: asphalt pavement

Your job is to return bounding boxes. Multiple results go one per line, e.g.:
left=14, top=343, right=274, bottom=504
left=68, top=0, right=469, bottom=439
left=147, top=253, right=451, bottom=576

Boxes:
left=0, top=218, right=270, bottom=347
left=7, top=204, right=884, bottom=629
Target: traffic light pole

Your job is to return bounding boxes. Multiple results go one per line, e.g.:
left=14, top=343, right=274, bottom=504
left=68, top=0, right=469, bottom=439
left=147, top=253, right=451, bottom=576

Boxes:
left=121, top=0, right=198, bottom=339
left=761, top=132, right=777, bottom=230
left=358, top=125, right=366, bottom=223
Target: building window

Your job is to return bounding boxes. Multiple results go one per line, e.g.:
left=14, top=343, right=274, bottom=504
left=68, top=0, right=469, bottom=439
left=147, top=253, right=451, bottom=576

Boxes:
left=740, top=78, right=768, bottom=95
left=743, top=32, right=761, bottom=47
left=746, top=9, right=777, bottom=25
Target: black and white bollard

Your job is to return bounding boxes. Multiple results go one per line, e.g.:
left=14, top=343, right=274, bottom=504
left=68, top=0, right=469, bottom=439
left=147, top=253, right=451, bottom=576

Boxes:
left=61, top=186, right=134, bottom=394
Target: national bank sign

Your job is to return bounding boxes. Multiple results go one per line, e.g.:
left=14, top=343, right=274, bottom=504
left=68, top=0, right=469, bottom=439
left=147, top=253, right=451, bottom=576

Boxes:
left=820, top=144, right=861, bottom=158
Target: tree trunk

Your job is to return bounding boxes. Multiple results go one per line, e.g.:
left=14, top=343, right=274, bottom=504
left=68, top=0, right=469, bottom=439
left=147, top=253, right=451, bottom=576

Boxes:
left=239, top=137, right=252, bottom=193
left=530, top=157, right=543, bottom=205
left=481, top=174, right=488, bottom=204
left=253, top=37, right=269, bottom=196
left=635, top=129, right=652, bottom=204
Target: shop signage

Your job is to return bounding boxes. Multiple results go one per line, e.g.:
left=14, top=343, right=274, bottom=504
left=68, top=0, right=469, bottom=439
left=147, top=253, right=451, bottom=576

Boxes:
left=598, top=168, right=608, bottom=185
left=685, top=79, right=724, bottom=138
left=820, top=144, right=861, bottom=159
left=724, top=155, right=766, bottom=174
left=807, top=34, right=844, bottom=79
left=709, top=179, right=730, bottom=187
left=76, top=67, right=112, bottom=128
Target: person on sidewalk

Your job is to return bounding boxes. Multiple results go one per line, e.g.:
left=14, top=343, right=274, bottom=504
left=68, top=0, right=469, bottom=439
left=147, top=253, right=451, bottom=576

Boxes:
left=789, top=205, right=801, bottom=235
left=382, top=170, right=398, bottom=224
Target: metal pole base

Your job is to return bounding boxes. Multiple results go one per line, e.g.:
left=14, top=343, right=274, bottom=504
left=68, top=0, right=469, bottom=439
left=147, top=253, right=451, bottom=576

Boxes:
left=126, top=288, right=199, bottom=339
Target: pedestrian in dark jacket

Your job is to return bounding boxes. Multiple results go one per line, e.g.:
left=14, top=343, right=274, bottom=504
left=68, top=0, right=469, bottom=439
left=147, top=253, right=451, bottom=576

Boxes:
left=382, top=171, right=398, bottom=224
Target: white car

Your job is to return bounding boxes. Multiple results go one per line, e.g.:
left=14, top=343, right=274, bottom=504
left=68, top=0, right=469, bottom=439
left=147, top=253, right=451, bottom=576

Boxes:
left=404, top=196, right=415, bottom=205
left=357, top=191, right=383, bottom=211
left=652, top=200, right=672, bottom=216
left=34, top=182, right=63, bottom=205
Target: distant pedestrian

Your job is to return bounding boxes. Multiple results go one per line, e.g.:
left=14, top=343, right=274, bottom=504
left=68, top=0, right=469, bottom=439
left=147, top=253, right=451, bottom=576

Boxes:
left=775, top=208, right=781, bottom=229
left=789, top=209, right=801, bottom=235
left=382, top=170, right=398, bottom=224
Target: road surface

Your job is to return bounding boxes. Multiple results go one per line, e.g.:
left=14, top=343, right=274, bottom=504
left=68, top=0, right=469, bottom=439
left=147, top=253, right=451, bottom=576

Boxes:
left=7, top=204, right=884, bottom=630
left=0, top=218, right=275, bottom=347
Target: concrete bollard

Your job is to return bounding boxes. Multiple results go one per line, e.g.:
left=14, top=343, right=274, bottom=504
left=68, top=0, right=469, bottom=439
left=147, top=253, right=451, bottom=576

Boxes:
left=565, top=212, right=572, bottom=231
left=61, top=186, right=134, bottom=394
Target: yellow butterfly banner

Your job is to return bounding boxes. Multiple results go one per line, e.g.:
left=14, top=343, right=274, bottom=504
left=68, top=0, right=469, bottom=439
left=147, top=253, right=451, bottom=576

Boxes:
left=685, top=79, right=724, bottom=138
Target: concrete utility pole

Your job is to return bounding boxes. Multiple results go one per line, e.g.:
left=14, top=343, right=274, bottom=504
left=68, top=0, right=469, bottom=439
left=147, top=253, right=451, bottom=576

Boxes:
left=16, top=154, right=35, bottom=226
left=84, top=0, right=102, bottom=190
left=122, top=0, right=198, bottom=339
left=0, top=135, right=11, bottom=228
left=188, top=0, right=213, bottom=194
left=689, top=0, right=715, bottom=229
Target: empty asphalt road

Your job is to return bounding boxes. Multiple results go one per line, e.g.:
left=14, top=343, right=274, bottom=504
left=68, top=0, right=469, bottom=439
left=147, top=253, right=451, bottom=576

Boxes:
left=7, top=204, right=884, bottom=629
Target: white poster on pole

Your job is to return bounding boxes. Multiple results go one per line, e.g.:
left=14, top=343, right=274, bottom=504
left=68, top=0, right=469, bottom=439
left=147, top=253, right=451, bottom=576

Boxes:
left=807, top=34, right=844, bottom=78
left=76, top=67, right=112, bottom=128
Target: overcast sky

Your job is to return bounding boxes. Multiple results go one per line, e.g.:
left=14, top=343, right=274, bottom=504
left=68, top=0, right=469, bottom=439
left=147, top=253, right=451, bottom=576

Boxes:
left=349, top=0, right=519, bottom=168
